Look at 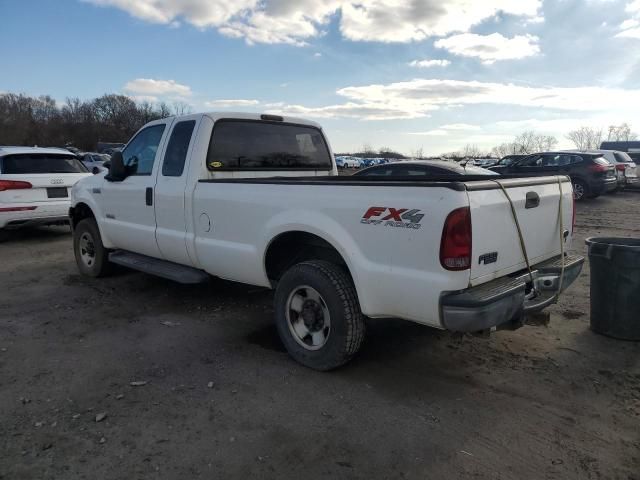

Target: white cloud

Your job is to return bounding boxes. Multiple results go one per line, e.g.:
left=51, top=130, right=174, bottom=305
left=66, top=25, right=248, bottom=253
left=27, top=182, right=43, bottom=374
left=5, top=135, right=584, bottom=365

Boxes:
left=128, top=94, right=160, bottom=103
left=204, top=99, right=260, bottom=108
left=313, top=52, right=323, bottom=57
left=407, top=129, right=449, bottom=136
left=266, top=102, right=431, bottom=120
left=434, top=33, right=540, bottom=64
left=265, top=78, right=640, bottom=121
left=123, top=78, right=192, bottom=97
left=616, top=1, right=640, bottom=38
left=409, top=59, right=451, bottom=68
left=440, top=123, right=482, bottom=130
left=85, top=0, right=542, bottom=45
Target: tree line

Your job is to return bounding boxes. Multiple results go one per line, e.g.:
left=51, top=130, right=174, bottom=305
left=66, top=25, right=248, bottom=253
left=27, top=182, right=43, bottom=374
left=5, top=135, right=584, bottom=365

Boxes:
left=0, top=93, right=191, bottom=151
left=436, top=123, right=637, bottom=160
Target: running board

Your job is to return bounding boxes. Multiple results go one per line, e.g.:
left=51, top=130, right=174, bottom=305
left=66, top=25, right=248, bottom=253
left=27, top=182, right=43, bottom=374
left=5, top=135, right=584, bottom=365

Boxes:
left=108, top=251, right=209, bottom=284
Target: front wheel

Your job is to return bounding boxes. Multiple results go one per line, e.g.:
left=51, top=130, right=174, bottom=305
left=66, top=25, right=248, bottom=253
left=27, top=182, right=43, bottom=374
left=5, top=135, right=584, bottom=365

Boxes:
left=274, top=260, right=365, bottom=370
left=73, top=218, right=112, bottom=277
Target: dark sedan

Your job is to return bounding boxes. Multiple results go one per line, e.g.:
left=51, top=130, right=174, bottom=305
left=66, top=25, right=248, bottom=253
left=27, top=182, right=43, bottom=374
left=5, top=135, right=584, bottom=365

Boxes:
left=353, top=160, right=498, bottom=177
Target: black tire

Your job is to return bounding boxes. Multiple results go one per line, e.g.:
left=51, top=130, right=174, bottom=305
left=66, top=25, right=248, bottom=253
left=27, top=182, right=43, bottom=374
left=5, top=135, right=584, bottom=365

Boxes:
left=274, top=260, right=365, bottom=371
left=0, top=229, right=9, bottom=243
left=73, top=218, right=112, bottom=277
left=572, top=179, right=589, bottom=201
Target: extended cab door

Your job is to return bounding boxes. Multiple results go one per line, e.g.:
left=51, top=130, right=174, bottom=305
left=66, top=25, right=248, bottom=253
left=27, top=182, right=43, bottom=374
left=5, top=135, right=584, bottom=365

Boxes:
left=100, top=120, right=171, bottom=257
left=154, top=116, right=200, bottom=266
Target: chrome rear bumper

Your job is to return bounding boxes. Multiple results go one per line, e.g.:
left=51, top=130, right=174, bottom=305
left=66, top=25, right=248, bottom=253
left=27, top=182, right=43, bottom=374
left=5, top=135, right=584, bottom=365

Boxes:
left=440, top=254, right=584, bottom=332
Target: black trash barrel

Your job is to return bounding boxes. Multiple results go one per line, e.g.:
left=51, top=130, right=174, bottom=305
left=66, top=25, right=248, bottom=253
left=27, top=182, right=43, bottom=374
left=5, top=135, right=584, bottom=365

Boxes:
left=585, top=237, right=640, bottom=340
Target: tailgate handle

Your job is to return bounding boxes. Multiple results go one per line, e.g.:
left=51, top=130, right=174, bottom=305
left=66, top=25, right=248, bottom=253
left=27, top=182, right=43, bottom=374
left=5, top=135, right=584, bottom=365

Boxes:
left=525, top=191, right=540, bottom=209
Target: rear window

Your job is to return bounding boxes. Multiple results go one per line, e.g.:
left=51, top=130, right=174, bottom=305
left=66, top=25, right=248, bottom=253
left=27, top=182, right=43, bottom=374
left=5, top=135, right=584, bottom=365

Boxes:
left=613, top=152, right=633, bottom=163
left=1, top=154, right=87, bottom=174
left=206, top=120, right=332, bottom=170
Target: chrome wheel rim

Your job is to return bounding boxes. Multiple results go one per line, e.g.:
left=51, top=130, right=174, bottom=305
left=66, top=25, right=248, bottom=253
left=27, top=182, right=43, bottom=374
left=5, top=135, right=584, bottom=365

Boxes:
left=79, top=232, right=96, bottom=268
left=573, top=182, right=584, bottom=200
left=285, top=285, right=331, bottom=351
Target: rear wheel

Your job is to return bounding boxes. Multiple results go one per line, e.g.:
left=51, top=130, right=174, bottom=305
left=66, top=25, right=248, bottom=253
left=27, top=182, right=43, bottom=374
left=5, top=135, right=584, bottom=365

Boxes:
left=73, top=218, right=112, bottom=277
left=274, top=260, right=365, bottom=370
left=572, top=180, right=588, bottom=201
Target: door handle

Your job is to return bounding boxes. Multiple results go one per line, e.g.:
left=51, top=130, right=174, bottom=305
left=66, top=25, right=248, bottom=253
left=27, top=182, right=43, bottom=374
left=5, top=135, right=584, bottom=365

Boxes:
left=145, top=187, right=153, bottom=206
left=525, top=191, right=540, bottom=209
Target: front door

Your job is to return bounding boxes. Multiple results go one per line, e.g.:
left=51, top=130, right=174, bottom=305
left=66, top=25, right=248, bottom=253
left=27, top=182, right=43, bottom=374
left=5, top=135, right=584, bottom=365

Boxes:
left=101, top=120, right=172, bottom=257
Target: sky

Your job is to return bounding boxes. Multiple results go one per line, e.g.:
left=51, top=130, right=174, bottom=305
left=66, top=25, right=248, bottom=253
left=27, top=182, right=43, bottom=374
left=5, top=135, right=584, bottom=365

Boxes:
left=1, top=0, right=640, bottom=155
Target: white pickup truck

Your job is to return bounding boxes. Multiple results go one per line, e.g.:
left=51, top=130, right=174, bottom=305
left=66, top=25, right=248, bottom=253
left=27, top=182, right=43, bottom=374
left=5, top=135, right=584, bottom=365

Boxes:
left=70, top=112, right=583, bottom=370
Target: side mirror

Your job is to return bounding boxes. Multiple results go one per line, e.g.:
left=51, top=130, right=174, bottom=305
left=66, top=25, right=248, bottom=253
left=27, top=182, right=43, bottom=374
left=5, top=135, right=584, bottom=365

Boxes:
left=105, top=151, right=126, bottom=182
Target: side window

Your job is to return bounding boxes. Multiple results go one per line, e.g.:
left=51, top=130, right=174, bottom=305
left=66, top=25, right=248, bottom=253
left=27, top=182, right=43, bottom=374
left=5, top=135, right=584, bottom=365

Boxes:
left=406, top=167, right=430, bottom=176
left=364, top=167, right=394, bottom=176
left=122, top=124, right=166, bottom=176
left=519, top=155, right=543, bottom=167
left=162, top=120, right=196, bottom=177
left=570, top=155, right=583, bottom=164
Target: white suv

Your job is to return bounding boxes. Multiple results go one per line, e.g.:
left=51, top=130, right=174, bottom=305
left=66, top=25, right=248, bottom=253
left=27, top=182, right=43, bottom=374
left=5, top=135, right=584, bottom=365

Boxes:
left=0, top=147, right=91, bottom=233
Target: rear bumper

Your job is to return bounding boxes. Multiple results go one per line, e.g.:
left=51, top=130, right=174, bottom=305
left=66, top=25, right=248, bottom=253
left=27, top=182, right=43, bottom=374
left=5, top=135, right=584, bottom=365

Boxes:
left=440, top=254, right=584, bottom=332
left=0, top=201, right=70, bottom=229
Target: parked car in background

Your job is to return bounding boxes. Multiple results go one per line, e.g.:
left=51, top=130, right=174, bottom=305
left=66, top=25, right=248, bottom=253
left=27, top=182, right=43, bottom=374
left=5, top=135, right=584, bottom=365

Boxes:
left=494, top=154, right=529, bottom=168
left=81, top=152, right=111, bottom=174
left=97, top=142, right=125, bottom=154
left=102, top=147, right=123, bottom=157
left=489, top=152, right=617, bottom=200
left=0, top=147, right=91, bottom=235
left=565, top=150, right=637, bottom=192
left=471, top=158, right=499, bottom=167
left=335, top=156, right=361, bottom=168
left=353, top=160, right=498, bottom=177
left=600, top=141, right=640, bottom=164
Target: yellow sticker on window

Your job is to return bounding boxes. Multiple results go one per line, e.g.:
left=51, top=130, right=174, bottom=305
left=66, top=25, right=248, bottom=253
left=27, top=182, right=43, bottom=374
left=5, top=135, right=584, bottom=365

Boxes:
left=209, top=161, right=223, bottom=168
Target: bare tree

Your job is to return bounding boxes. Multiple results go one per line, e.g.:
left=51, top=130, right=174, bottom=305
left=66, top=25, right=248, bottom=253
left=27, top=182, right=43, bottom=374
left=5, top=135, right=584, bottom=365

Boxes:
left=566, top=126, right=602, bottom=150
left=412, top=147, right=424, bottom=159
left=361, top=143, right=375, bottom=156
left=0, top=91, right=173, bottom=150
left=172, top=101, right=193, bottom=116
left=462, top=144, right=483, bottom=158
left=607, top=123, right=637, bottom=142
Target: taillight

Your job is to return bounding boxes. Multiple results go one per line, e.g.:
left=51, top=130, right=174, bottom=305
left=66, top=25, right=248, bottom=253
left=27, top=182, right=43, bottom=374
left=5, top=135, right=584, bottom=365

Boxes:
left=440, top=207, right=472, bottom=271
left=572, top=195, right=576, bottom=233
left=615, top=164, right=626, bottom=172
left=587, top=164, right=608, bottom=173
left=0, top=180, right=33, bottom=191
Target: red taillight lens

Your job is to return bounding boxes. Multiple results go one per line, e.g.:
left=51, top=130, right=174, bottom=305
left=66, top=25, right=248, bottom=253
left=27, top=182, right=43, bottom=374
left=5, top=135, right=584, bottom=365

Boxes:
left=440, top=207, right=472, bottom=271
left=587, top=164, right=608, bottom=173
left=616, top=164, right=626, bottom=172
left=0, top=180, right=33, bottom=191
left=572, top=195, right=576, bottom=233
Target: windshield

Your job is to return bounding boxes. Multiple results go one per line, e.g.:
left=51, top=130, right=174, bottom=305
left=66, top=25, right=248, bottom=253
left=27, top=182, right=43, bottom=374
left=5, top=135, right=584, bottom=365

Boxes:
left=1, top=154, right=88, bottom=174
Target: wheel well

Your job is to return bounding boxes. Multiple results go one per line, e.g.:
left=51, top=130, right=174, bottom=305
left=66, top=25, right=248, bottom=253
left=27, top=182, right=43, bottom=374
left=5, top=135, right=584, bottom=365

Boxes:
left=265, top=231, right=350, bottom=283
left=70, top=203, right=95, bottom=228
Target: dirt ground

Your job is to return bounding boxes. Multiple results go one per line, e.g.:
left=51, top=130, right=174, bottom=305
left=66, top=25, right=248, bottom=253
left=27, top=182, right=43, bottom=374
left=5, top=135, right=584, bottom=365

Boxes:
left=1, top=192, right=639, bottom=480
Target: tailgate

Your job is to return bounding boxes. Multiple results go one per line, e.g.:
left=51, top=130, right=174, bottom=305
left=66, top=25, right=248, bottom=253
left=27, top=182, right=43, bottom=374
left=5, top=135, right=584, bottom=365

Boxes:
left=466, top=176, right=573, bottom=286
left=0, top=173, right=90, bottom=204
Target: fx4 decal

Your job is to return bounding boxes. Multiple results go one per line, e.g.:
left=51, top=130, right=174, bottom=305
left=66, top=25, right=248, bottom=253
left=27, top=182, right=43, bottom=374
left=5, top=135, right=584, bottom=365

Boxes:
left=361, top=207, right=424, bottom=230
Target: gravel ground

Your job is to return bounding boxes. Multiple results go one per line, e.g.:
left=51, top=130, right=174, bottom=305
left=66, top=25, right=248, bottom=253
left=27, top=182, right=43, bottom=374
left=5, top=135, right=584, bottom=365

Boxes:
left=0, top=192, right=639, bottom=480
